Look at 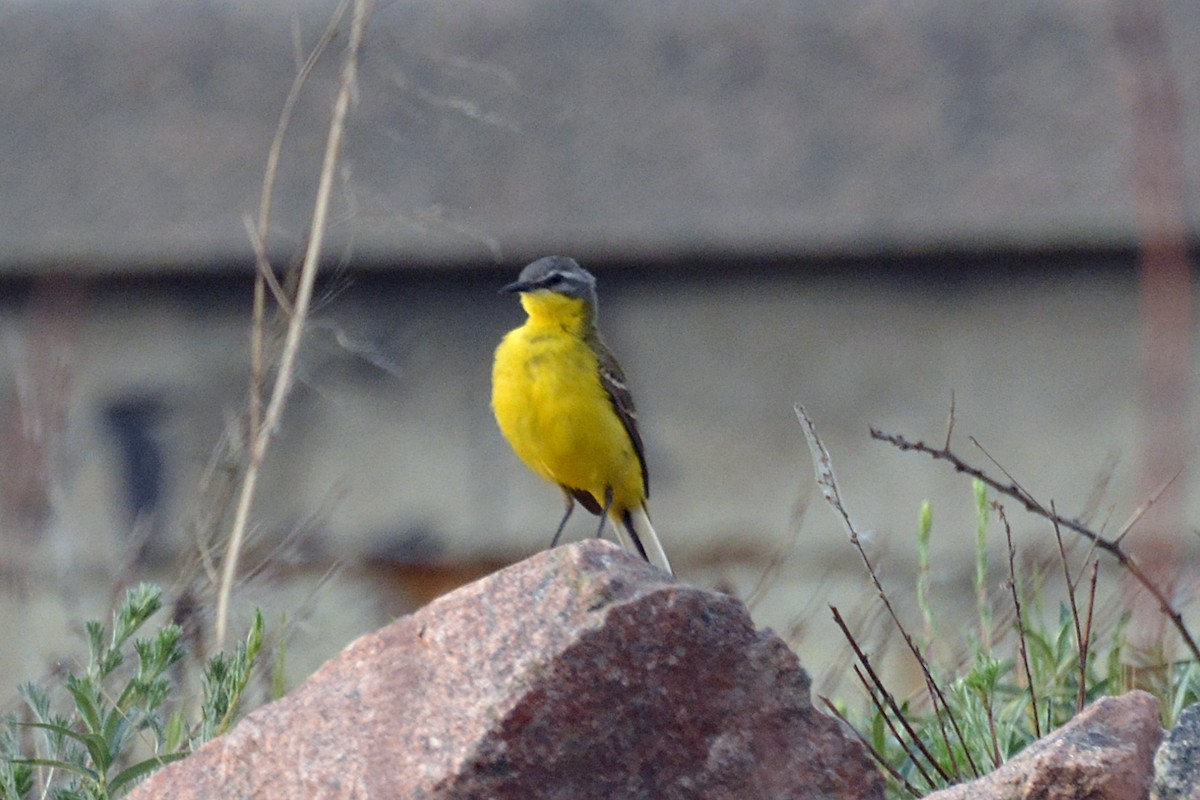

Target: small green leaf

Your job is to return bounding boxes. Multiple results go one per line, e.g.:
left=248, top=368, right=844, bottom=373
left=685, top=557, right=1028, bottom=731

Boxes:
left=64, top=677, right=103, bottom=733
left=8, top=757, right=98, bottom=782
left=79, top=730, right=114, bottom=773
left=164, top=711, right=188, bottom=753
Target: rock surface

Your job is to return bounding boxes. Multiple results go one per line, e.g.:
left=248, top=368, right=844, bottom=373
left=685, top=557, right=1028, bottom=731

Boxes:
left=926, top=690, right=1163, bottom=800
left=1153, top=702, right=1200, bottom=800
left=127, top=539, right=883, bottom=799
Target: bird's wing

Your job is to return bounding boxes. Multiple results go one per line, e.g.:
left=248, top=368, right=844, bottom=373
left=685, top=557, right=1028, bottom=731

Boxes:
left=592, top=338, right=650, bottom=499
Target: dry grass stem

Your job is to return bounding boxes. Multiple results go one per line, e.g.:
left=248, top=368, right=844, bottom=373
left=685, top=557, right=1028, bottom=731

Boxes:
left=1049, top=501, right=1089, bottom=714
left=820, top=696, right=924, bottom=798
left=998, top=504, right=1041, bottom=738
left=215, top=0, right=374, bottom=647
left=797, top=405, right=980, bottom=777
left=831, top=607, right=946, bottom=788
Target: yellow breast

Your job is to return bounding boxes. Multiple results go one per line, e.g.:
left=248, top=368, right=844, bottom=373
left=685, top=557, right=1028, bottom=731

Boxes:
left=492, top=310, right=645, bottom=515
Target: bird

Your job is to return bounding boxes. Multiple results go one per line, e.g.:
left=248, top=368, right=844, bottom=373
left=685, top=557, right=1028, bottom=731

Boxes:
left=491, top=256, right=673, bottom=574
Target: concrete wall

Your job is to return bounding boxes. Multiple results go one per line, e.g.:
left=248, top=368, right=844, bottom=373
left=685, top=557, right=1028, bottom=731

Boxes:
left=0, top=0, right=1196, bottom=696
left=1, top=263, right=1192, bottom=691
left=1, top=0, right=1197, bottom=266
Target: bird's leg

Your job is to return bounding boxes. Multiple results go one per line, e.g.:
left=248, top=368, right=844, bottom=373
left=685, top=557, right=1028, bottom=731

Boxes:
left=594, top=486, right=614, bottom=539
left=550, top=490, right=576, bottom=547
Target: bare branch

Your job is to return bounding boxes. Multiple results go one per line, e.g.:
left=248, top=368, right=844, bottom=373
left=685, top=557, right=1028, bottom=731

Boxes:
left=869, top=426, right=1200, bottom=661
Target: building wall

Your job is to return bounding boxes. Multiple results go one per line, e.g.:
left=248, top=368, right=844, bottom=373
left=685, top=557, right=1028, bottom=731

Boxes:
left=0, top=0, right=1196, bottom=266
left=0, top=0, right=1195, bottom=698
left=0, top=262, right=1189, bottom=691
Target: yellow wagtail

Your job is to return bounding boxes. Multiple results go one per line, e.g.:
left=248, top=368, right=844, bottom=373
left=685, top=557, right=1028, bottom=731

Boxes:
left=492, top=256, right=673, bottom=574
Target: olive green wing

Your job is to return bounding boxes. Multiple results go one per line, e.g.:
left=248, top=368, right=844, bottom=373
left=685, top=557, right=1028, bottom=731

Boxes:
left=592, top=338, right=650, bottom=499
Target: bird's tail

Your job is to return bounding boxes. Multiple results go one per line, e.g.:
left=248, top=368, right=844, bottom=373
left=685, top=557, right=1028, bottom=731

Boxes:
left=618, top=506, right=673, bottom=576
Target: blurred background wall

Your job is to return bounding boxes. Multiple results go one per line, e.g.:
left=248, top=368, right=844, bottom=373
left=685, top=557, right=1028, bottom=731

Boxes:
left=0, top=0, right=1196, bottom=695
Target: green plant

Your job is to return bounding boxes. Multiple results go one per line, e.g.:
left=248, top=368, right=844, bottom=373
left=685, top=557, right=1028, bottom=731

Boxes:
left=1, top=583, right=263, bottom=800
left=828, top=487, right=1137, bottom=798
left=797, top=406, right=1195, bottom=798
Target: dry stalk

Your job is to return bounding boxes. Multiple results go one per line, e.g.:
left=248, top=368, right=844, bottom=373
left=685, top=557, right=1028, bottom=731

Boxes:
left=819, top=696, right=924, bottom=798
left=1049, top=500, right=1089, bottom=714
left=214, top=0, right=374, bottom=647
left=796, top=404, right=979, bottom=779
left=830, top=606, right=948, bottom=787
left=998, top=504, right=1041, bottom=738
left=868, top=426, right=1200, bottom=661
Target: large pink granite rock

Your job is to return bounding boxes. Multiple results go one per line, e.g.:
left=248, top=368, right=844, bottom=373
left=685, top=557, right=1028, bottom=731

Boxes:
left=128, top=539, right=883, bottom=799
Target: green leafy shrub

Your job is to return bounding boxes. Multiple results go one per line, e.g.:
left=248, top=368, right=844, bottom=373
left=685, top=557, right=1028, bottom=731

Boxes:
left=1, top=583, right=262, bottom=800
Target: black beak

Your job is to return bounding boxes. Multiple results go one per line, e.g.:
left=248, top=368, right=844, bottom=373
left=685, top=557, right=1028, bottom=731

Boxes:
left=499, top=280, right=530, bottom=295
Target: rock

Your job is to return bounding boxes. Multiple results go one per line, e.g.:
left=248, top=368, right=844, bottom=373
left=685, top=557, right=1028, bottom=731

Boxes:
left=926, top=690, right=1162, bottom=800
left=127, top=539, right=883, bottom=799
left=1152, top=702, right=1200, bottom=799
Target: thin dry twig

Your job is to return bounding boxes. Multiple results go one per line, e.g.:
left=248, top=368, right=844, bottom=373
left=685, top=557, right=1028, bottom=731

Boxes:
left=998, top=503, right=1041, bottom=739
left=820, top=695, right=925, bottom=798
left=215, top=0, right=374, bottom=647
left=985, top=695, right=1001, bottom=770
left=830, top=607, right=949, bottom=787
left=1081, top=560, right=1100, bottom=710
left=1049, top=500, right=1089, bottom=714
left=797, top=404, right=978, bottom=779
left=943, top=391, right=956, bottom=451
left=869, top=426, right=1200, bottom=661
left=1114, top=470, right=1182, bottom=545
left=249, top=0, right=349, bottom=448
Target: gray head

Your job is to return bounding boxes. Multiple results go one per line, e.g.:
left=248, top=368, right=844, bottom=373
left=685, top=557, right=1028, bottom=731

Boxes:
left=500, top=256, right=598, bottom=306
